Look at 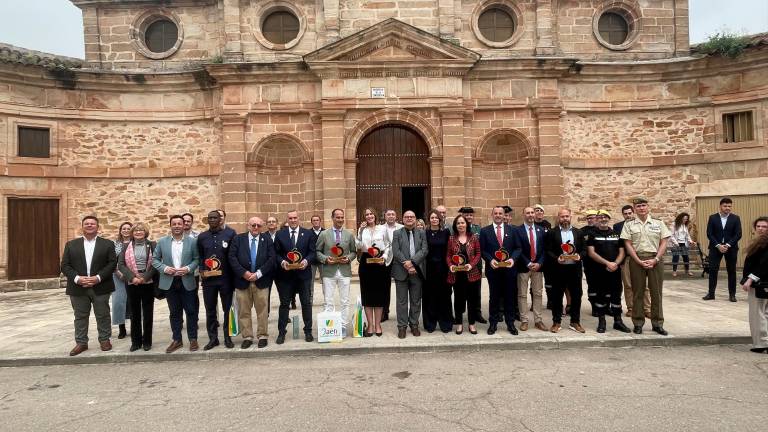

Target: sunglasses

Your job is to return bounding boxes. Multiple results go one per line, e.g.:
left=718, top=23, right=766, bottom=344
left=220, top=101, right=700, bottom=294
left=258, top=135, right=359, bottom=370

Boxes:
left=250, top=224, right=262, bottom=228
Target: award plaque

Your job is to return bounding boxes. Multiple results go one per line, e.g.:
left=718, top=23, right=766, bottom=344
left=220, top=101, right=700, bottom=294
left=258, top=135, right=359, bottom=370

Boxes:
left=201, top=256, right=223, bottom=278
left=328, top=243, right=345, bottom=264
left=366, top=245, right=385, bottom=264
left=450, top=254, right=470, bottom=272
left=285, top=249, right=304, bottom=270
left=494, top=248, right=512, bottom=268
left=560, top=241, right=580, bottom=261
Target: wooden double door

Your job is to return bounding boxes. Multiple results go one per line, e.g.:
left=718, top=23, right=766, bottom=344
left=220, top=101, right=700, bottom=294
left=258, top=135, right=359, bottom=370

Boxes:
left=356, top=125, right=431, bottom=223
left=7, top=198, right=60, bottom=279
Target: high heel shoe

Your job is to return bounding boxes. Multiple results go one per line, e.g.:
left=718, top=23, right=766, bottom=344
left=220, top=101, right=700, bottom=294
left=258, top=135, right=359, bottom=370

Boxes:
left=375, top=332, right=382, bottom=337
left=455, top=325, right=463, bottom=335
left=363, top=331, right=373, bottom=337
left=469, top=326, right=477, bottom=335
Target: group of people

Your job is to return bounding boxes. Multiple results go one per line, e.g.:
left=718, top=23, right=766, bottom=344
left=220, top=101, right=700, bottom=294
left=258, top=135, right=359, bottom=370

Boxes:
left=60, top=197, right=768, bottom=356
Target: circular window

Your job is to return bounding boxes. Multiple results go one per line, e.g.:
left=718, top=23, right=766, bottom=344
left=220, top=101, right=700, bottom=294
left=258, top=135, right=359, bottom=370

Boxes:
left=471, top=1, right=524, bottom=48
left=145, top=19, right=179, bottom=53
left=262, top=11, right=300, bottom=45
left=478, top=8, right=515, bottom=43
left=592, top=3, right=640, bottom=51
left=131, top=10, right=184, bottom=59
left=254, top=2, right=306, bottom=51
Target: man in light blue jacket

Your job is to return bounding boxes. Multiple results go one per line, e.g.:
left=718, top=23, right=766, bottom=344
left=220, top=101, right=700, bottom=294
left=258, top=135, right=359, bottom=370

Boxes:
left=153, top=214, right=200, bottom=353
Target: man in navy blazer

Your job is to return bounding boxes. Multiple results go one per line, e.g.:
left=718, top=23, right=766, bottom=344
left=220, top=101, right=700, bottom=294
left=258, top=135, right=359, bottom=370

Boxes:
left=229, top=216, right=275, bottom=348
left=479, top=206, right=522, bottom=335
left=273, top=210, right=316, bottom=343
left=515, top=207, right=547, bottom=331
left=704, top=197, right=742, bottom=302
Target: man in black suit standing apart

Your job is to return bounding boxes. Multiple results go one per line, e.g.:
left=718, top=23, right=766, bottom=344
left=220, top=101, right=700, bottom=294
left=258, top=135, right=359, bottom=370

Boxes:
left=273, top=210, right=316, bottom=343
left=229, top=216, right=275, bottom=348
left=479, top=206, right=521, bottom=335
left=545, top=208, right=586, bottom=333
left=61, top=215, right=118, bottom=356
left=704, top=197, right=742, bottom=302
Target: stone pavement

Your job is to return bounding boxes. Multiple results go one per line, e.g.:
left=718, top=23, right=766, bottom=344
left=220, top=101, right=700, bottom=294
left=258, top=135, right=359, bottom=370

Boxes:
left=0, top=274, right=751, bottom=367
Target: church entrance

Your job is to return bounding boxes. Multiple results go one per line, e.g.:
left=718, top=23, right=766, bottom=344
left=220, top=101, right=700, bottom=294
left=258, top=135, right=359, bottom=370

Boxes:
left=355, top=125, right=431, bottom=223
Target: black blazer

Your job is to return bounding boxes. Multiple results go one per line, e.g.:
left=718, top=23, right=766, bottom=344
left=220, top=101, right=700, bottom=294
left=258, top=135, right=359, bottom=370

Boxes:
left=544, top=226, right=586, bottom=269
left=273, top=226, right=316, bottom=281
left=706, top=213, right=742, bottom=251
left=60, top=237, right=117, bottom=296
left=228, top=232, right=276, bottom=289
left=478, top=223, right=521, bottom=276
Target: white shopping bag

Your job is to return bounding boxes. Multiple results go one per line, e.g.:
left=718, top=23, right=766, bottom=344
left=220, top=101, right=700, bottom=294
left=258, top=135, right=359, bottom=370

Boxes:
left=317, top=311, right=343, bottom=343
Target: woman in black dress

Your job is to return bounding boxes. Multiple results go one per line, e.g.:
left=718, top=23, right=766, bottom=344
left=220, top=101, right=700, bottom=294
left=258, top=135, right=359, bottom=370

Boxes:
left=423, top=209, right=453, bottom=333
left=357, top=207, right=391, bottom=336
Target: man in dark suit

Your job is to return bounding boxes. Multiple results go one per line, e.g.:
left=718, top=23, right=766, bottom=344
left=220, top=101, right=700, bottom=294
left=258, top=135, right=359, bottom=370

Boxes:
left=545, top=208, right=586, bottom=333
left=229, top=216, right=275, bottom=349
left=273, top=210, right=317, bottom=343
left=60, top=215, right=118, bottom=356
left=392, top=210, right=429, bottom=339
left=704, top=197, right=742, bottom=302
left=479, top=206, right=522, bottom=335
left=515, top=207, right=547, bottom=331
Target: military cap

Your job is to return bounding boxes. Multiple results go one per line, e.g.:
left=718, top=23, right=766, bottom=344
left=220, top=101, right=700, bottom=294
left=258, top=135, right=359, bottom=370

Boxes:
left=631, top=196, right=648, bottom=205
left=502, top=206, right=513, bottom=213
left=458, top=207, right=474, bottom=214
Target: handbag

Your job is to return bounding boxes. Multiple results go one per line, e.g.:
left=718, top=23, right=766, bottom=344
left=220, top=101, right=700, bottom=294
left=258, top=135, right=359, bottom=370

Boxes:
left=753, top=281, right=768, bottom=299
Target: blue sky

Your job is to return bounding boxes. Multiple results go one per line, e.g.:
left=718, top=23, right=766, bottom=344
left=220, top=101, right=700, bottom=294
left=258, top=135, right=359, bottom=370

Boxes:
left=0, top=0, right=766, bottom=58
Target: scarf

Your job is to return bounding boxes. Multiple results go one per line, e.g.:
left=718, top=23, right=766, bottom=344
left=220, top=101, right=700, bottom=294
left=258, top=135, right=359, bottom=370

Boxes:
left=125, top=241, right=152, bottom=284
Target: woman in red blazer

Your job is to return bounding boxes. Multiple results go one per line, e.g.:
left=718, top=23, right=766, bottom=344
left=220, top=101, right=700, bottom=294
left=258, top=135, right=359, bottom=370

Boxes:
left=446, top=215, right=482, bottom=334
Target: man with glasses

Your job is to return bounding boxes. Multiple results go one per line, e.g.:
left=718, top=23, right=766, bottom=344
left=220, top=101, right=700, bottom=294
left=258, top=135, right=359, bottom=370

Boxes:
left=392, top=210, right=428, bottom=339
left=229, top=217, right=275, bottom=348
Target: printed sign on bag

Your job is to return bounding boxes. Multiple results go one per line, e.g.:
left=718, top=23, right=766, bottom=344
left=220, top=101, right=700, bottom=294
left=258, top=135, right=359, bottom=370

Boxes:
left=317, top=311, right=343, bottom=343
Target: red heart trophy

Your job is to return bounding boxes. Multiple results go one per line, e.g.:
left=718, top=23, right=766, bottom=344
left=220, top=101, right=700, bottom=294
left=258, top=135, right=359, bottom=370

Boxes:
left=495, top=248, right=512, bottom=267
left=202, top=256, right=222, bottom=278
left=451, top=253, right=469, bottom=272
left=328, top=243, right=345, bottom=264
left=285, top=249, right=304, bottom=270
left=366, top=245, right=385, bottom=265
left=560, top=240, right=579, bottom=261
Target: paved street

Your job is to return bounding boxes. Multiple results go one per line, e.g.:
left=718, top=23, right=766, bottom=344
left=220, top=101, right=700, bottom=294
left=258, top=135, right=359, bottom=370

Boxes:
left=0, top=275, right=752, bottom=366
left=0, top=346, right=765, bottom=432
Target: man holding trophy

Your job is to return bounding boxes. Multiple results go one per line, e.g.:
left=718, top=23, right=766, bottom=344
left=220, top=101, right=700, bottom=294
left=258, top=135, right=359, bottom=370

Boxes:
left=545, top=208, right=586, bottom=333
left=315, top=209, right=357, bottom=338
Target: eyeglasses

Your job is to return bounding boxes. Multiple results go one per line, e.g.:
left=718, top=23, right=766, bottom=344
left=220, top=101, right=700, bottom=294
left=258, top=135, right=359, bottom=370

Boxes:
left=250, top=224, right=262, bottom=228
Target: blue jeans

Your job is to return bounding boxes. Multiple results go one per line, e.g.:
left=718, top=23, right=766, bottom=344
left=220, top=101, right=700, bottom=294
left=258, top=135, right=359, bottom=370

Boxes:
left=671, top=243, right=690, bottom=272
left=166, top=277, right=199, bottom=342
left=111, top=274, right=128, bottom=325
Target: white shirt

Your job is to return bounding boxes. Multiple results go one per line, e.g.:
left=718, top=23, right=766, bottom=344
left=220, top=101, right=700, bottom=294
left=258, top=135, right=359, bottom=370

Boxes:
left=74, top=236, right=101, bottom=284
left=171, top=237, right=184, bottom=269
left=720, top=213, right=729, bottom=229
left=494, top=223, right=506, bottom=240
left=358, top=225, right=390, bottom=261
left=671, top=224, right=693, bottom=246
left=248, top=233, right=263, bottom=279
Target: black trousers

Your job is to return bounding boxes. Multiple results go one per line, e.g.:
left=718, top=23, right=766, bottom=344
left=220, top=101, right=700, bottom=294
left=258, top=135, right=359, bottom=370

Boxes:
left=584, top=259, right=597, bottom=313
left=127, top=283, right=154, bottom=346
left=276, top=277, right=312, bottom=335
left=551, top=264, right=583, bottom=324
left=592, top=268, right=623, bottom=318
left=202, top=284, right=234, bottom=341
left=384, top=265, right=392, bottom=314
left=708, top=247, right=738, bottom=296
left=487, top=267, right=518, bottom=327
left=423, top=263, right=453, bottom=332
left=453, top=273, right=481, bottom=325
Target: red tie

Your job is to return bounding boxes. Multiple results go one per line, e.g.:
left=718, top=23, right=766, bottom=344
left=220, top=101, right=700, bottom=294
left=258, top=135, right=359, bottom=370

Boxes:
left=496, top=225, right=502, bottom=246
left=529, top=226, right=536, bottom=259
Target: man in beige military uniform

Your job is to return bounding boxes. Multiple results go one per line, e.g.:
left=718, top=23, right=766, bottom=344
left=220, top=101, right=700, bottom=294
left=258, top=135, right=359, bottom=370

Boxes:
left=620, top=196, right=671, bottom=335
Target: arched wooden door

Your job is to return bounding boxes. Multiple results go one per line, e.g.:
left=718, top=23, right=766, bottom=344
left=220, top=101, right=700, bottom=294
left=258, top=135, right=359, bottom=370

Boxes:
left=356, top=125, right=431, bottom=222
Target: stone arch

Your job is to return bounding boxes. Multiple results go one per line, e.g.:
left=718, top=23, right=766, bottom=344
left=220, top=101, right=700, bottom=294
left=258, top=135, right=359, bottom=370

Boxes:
left=344, top=108, right=441, bottom=160
left=475, top=128, right=537, bottom=161
left=248, top=132, right=312, bottom=167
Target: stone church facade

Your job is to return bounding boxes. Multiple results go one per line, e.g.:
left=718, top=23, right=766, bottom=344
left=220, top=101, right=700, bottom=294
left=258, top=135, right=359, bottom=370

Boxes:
left=0, top=0, right=766, bottom=287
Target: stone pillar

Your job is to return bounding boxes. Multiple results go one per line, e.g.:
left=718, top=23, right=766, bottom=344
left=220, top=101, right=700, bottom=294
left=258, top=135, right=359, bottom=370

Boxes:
left=673, top=0, right=690, bottom=57
left=532, top=99, right=565, bottom=214
left=439, top=108, right=466, bottom=210
left=220, top=114, right=248, bottom=232
left=319, top=109, right=346, bottom=220
left=438, top=0, right=455, bottom=39
left=323, top=0, right=340, bottom=41
left=534, top=0, right=557, bottom=56
left=82, top=7, right=102, bottom=67
left=223, top=0, right=244, bottom=62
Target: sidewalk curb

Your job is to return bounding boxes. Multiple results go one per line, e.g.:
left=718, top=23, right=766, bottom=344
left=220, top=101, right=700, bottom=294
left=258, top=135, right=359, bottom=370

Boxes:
left=0, top=334, right=751, bottom=368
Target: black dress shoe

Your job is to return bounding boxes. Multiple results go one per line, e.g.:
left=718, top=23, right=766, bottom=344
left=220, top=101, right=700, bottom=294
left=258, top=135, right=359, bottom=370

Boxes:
left=118, top=324, right=127, bottom=339
left=487, top=323, right=497, bottom=335
left=129, top=344, right=141, bottom=352
left=633, top=325, right=643, bottom=334
left=702, top=294, right=715, bottom=300
left=224, top=337, right=234, bottom=349
left=613, top=320, right=631, bottom=333
left=749, top=347, right=768, bottom=354
left=305, top=333, right=314, bottom=342
left=597, top=317, right=606, bottom=333
left=204, top=339, right=220, bottom=351
left=476, top=316, right=488, bottom=324
left=142, top=343, right=152, bottom=351
left=729, top=295, right=737, bottom=302
left=652, top=326, right=668, bottom=336
left=508, top=325, right=518, bottom=335
left=276, top=333, right=286, bottom=345
left=241, top=339, right=253, bottom=349
left=257, top=339, right=268, bottom=348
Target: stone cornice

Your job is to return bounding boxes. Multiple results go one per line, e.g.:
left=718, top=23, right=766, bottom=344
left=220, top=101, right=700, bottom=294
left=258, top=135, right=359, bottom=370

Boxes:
left=204, top=62, right=316, bottom=84
left=0, top=163, right=221, bottom=179
left=69, top=0, right=216, bottom=8
left=0, top=102, right=215, bottom=122
left=562, top=147, right=768, bottom=169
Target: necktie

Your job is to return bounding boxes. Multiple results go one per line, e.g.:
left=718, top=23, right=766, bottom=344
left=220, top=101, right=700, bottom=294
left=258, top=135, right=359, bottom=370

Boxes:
left=291, top=230, right=297, bottom=248
left=529, top=226, right=536, bottom=259
left=408, top=230, right=415, bottom=258
left=496, top=225, right=502, bottom=246
left=335, top=229, right=341, bottom=243
left=250, top=236, right=257, bottom=272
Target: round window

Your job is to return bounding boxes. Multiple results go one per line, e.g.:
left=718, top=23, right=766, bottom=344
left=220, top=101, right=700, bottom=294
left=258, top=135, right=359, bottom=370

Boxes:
left=597, top=12, right=629, bottom=46
left=144, top=19, right=179, bottom=54
left=478, top=7, right=515, bottom=43
left=262, top=11, right=300, bottom=45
